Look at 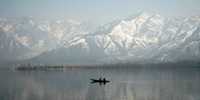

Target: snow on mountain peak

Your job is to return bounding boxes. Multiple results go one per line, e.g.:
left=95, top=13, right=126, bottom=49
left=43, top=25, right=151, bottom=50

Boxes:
left=85, top=12, right=200, bottom=63
left=1, top=12, right=200, bottom=64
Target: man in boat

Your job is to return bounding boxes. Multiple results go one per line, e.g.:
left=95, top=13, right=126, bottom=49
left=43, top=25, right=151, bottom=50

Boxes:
left=90, top=77, right=110, bottom=85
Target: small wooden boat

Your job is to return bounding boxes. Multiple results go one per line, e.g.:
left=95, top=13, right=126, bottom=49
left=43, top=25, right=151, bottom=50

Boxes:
left=90, top=78, right=110, bottom=85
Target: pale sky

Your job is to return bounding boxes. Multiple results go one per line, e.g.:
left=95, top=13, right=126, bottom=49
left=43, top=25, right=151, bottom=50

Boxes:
left=0, top=0, right=200, bottom=24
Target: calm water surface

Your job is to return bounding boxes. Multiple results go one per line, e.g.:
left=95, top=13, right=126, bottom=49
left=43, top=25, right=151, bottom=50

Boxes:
left=0, top=67, right=200, bottom=100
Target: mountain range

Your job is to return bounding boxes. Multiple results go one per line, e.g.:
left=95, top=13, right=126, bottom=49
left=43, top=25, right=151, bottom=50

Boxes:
left=0, top=12, right=200, bottom=65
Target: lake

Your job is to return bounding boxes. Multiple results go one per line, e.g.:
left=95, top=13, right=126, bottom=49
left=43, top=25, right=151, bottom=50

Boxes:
left=0, top=67, right=200, bottom=100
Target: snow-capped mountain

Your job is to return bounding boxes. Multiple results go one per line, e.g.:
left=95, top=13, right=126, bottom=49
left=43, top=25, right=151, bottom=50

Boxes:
left=1, top=12, right=200, bottom=65
left=0, top=17, right=90, bottom=64
left=87, top=12, right=200, bottom=63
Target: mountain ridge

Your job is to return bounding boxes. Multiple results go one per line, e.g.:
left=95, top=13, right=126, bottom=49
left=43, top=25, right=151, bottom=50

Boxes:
left=0, top=12, right=200, bottom=65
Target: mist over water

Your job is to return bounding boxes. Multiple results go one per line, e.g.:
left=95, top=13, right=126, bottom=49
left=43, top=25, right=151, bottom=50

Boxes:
left=0, top=67, right=200, bottom=100
left=0, top=0, right=200, bottom=100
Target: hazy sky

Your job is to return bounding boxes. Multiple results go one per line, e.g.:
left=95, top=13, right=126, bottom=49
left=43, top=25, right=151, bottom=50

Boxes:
left=0, top=0, right=200, bottom=24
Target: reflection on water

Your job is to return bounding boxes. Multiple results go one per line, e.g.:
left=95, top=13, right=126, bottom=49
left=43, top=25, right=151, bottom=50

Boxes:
left=0, top=67, right=200, bottom=100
